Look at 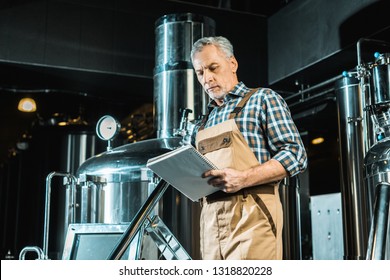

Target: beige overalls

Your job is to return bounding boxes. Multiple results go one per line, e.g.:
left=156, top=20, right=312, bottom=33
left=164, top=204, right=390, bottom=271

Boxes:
left=195, top=89, right=283, bottom=260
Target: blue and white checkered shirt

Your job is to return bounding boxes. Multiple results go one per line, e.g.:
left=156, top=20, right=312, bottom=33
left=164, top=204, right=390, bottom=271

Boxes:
left=194, top=82, right=307, bottom=176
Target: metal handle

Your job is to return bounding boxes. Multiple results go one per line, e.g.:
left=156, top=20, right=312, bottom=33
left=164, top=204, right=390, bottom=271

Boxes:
left=43, top=172, right=77, bottom=259
left=19, top=246, right=45, bottom=260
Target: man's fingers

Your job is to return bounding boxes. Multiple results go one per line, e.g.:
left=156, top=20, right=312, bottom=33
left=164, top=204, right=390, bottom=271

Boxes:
left=202, top=169, right=220, bottom=178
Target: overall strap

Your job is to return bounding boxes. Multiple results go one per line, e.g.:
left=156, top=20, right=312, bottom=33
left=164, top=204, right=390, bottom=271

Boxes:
left=228, top=88, right=259, bottom=119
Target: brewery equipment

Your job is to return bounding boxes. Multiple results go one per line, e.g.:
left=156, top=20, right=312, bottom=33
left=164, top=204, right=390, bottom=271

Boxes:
left=279, top=176, right=303, bottom=259
left=74, top=136, right=186, bottom=259
left=16, top=123, right=105, bottom=260
left=361, top=50, right=390, bottom=260
left=153, top=13, right=215, bottom=138
left=337, top=38, right=390, bottom=260
left=335, top=75, right=368, bottom=259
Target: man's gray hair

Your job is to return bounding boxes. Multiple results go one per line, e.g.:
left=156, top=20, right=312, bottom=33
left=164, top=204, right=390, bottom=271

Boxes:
left=191, top=36, right=234, bottom=61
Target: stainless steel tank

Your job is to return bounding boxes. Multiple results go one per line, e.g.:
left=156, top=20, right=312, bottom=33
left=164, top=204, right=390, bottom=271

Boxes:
left=12, top=123, right=105, bottom=260
left=363, top=52, right=390, bottom=259
left=153, top=13, right=215, bottom=260
left=364, top=137, right=390, bottom=213
left=154, top=13, right=215, bottom=138
left=54, top=128, right=104, bottom=259
left=363, top=112, right=390, bottom=260
left=75, top=137, right=182, bottom=224
left=335, top=76, right=369, bottom=259
left=371, top=53, right=390, bottom=108
left=364, top=68, right=390, bottom=215
left=279, top=176, right=302, bottom=259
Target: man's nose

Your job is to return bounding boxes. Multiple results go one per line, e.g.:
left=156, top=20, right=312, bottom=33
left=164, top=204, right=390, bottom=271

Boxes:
left=202, top=70, right=212, bottom=84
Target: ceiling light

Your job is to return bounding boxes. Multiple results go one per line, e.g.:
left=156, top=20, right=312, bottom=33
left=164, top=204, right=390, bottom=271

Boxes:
left=311, top=137, right=325, bottom=145
left=17, top=97, right=37, bottom=112
left=57, top=121, right=68, bottom=126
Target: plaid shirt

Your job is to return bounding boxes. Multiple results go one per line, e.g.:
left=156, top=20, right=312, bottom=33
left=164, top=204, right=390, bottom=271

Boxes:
left=194, top=82, right=307, bottom=176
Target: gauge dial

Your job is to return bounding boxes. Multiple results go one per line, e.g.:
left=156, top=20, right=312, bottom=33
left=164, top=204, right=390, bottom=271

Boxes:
left=96, top=115, right=121, bottom=141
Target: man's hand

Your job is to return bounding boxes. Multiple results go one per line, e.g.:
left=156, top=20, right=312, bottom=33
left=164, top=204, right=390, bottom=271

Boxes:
left=202, top=159, right=288, bottom=193
left=202, top=168, right=247, bottom=193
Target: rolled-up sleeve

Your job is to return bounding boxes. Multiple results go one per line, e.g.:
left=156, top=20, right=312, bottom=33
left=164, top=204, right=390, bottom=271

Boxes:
left=261, top=90, right=307, bottom=176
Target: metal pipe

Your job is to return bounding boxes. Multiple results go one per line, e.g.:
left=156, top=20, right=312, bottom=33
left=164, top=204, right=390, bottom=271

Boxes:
left=288, top=87, right=335, bottom=110
left=43, top=172, right=76, bottom=259
left=107, top=179, right=170, bottom=260
left=64, top=175, right=77, bottom=240
left=284, top=75, right=342, bottom=103
left=279, top=176, right=302, bottom=260
left=366, top=182, right=390, bottom=260
left=335, top=76, right=369, bottom=259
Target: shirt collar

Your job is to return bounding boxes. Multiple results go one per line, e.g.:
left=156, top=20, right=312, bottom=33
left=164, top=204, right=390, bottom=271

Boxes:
left=207, top=81, right=250, bottom=109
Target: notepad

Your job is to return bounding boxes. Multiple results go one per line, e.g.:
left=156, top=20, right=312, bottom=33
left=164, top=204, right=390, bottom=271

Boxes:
left=146, top=145, right=221, bottom=202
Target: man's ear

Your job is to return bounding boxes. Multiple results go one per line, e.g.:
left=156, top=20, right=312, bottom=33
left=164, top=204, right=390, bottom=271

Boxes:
left=230, top=56, right=238, bottom=73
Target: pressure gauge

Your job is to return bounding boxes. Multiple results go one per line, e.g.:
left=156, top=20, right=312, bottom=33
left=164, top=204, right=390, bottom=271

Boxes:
left=96, top=115, right=121, bottom=142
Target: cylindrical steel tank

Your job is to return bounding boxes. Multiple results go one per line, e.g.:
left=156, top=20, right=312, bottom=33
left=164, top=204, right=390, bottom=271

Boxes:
left=371, top=53, right=390, bottom=108
left=154, top=13, right=215, bottom=138
left=279, top=176, right=302, bottom=260
left=75, top=137, right=182, bottom=224
left=1, top=122, right=104, bottom=260
left=363, top=52, right=390, bottom=259
left=53, top=127, right=104, bottom=259
left=364, top=79, right=390, bottom=214
left=368, top=53, right=390, bottom=146
left=153, top=13, right=215, bottom=259
left=335, top=76, right=369, bottom=259
left=364, top=130, right=390, bottom=260
left=364, top=137, right=390, bottom=215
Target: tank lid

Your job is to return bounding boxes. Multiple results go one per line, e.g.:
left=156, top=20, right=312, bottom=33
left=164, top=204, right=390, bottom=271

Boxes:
left=76, top=137, right=182, bottom=182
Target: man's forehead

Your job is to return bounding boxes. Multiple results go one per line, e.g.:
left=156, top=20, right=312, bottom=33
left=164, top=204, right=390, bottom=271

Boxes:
left=194, top=44, right=221, bottom=56
left=193, top=47, right=226, bottom=67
